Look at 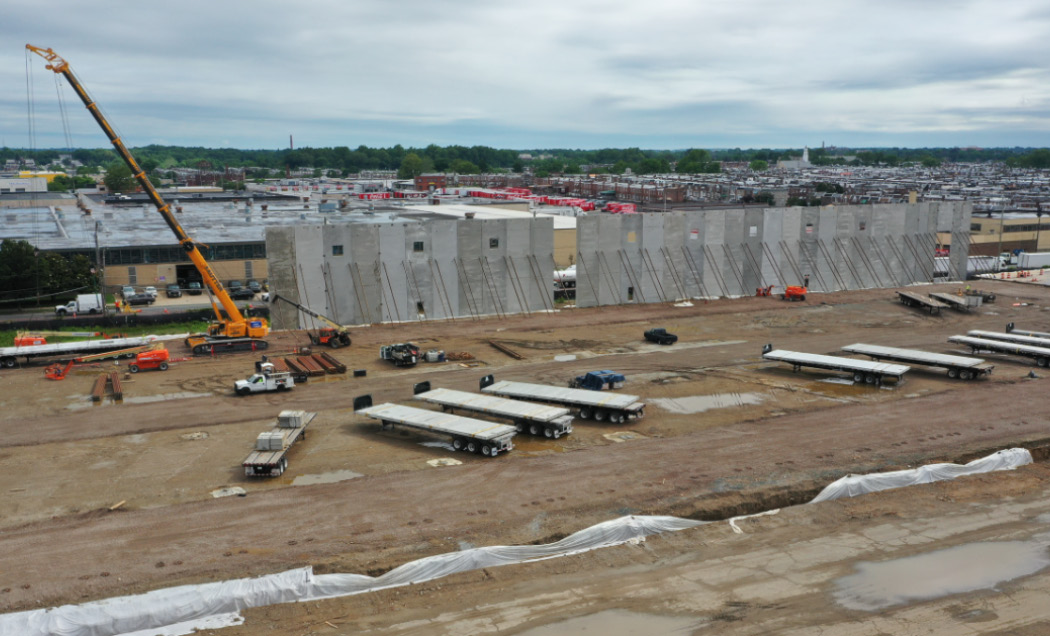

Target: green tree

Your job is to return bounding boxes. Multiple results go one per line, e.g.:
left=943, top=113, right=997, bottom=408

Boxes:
left=749, top=159, right=769, bottom=171
left=0, top=239, right=40, bottom=304
left=47, top=175, right=74, bottom=192
left=450, top=159, right=480, bottom=174
left=397, top=153, right=425, bottom=179
left=103, top=161, right=133, bottom=193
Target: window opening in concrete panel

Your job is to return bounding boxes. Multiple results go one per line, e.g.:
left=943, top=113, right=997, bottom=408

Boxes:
left=628, top=286, right=634, bottom=301
left=489, top=238, right=499, bottom=249
left=416, top=301, right=424, bottom=315
left=413, top=241, right=424, bottom=252
left=805, top=224, right=814, bottom=234
left=749, top=225, right=757, bottom=237
left=332, top=245, right=344, bottom=256
left=859, top=221, right=866, bottom=231
left=627, top=232, right=636, bottom=243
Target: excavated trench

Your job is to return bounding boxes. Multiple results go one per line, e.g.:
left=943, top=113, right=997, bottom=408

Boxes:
left=325, top=438, right=1050, bottom=580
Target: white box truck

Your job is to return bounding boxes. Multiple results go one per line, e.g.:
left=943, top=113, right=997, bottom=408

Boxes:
left=55, top=293, right=104, bottom=315
left=1017, top=252, right=1050, bottom=269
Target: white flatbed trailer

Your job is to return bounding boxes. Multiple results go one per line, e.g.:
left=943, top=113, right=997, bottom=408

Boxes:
left=929, top=292, right=975, bottom=312
left=0, top=335, right=157, bottom=368
left=414, top=385, right=573, bottom=439
left=242, top=411, right=316, bottom=477
left=966, top=330, right=1050, bottom=348
left=948, top=335, right=1050, bottom=367
left=762, top=346, right=910, bottom=385
left=479, top=376, right=645, bottom=423
left=1006, top=323, right=1050, bottom=340
left=896, top=291, right=949, bottom=314
left=355, top=400, right=515, bottom=456
left=841, top=343, right=993, bottom=380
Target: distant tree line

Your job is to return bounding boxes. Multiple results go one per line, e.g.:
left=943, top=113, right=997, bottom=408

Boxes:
left=3, top=144, right=1049, bottom=180
left=0, top=239, right=96, bottom=308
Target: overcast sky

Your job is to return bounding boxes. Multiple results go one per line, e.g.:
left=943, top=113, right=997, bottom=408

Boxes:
left=3, top=0, right=1050, bottom=151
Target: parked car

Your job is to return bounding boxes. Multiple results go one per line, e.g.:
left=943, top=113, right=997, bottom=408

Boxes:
left=121, top=285, right=136, bottom=298
left=144, top=286, right=158, bottom=298
left=125, top=293, right=155, bottom=306
left=227, top=280, right=244, bottom=291
left=230, top=287, right=256, bottom=300
left=644, top=327, right=678, bottom=345
left=165, top=284, right=182, bottom=298
left=186, top=282, right=203, bottom=295
left=247, top=280, right=262, bottom=293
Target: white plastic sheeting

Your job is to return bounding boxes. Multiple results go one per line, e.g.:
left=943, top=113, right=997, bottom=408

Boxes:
left=0, top=568, right=311, bottom=636
left=1, top=449, right=1033, bottom=636
left=0, top=516, right=702, bottom=636
left=810, top=448, right=1032, bottom=504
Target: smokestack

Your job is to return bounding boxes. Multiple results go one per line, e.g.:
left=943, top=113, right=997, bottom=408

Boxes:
left=290, top=134, right=294, bottom=150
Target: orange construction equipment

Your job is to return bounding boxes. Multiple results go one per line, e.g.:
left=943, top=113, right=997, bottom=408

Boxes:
left=44, top=360, right=75, bottom=380
left=43, top=345, right=169, bottom=380
left=756, top=285, right=774, bottom=297
left=782, top=286, right=807, bottom=301
left=128, top=349, right=170, bottom=373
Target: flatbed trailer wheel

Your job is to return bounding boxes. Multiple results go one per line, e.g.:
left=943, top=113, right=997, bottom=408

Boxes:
left=579, top=407, right=592, bottom=420
left=960, top=370, right=973, bottom=380
left=453, top=438, right=464, bottom=451
left=481, top=445, right=491, bottom=456
left=853, top=371, right=864, bottom=383
left=1038, top=358, right=1049, bottom=368
left=593, top=409, right=608, bottom=421
left=544, top=427, right=553, bottom=438
left=530, top=424, right=540, bottom=435
left=865, top=373, right=876, bottom=384
left=467, top=441, right=477, bottom=453
left=947, top=368, right=959, bottom=379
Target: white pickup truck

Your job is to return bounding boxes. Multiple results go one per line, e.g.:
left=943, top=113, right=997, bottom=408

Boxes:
left=234, top=362, right=295, bottom=396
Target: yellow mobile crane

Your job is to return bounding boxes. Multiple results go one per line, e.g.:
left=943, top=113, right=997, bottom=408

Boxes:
left=27, top=45, right=268, bottom=355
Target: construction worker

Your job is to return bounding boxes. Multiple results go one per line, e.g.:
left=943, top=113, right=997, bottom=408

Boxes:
left=803, top=274, right=810, bottom=288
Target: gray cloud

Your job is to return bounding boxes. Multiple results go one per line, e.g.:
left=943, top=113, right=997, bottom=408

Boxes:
left=4, top=0, right=1050, bottom=150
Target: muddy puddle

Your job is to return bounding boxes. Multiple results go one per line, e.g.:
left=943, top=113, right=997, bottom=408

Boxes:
left=291, top=469, right=363, bottom=486
left=650, top=393, right=766, bottom=414
left=834, top=539, right=1050, bottom=610
left=519, top=609, right=700, bottom=635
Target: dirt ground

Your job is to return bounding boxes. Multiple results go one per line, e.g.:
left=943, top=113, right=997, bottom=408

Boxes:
left=2, top=280, right=1050, bottom=634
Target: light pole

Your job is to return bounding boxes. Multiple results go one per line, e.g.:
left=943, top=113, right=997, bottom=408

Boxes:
left=1036, top=208, right=1044, bottom=253
left=996, top=199, right=1006, bottom=261
left=34, top=248, right=40, bottom=307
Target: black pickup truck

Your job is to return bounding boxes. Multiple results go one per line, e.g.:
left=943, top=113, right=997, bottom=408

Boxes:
left=644, top=327, right=678, bottom=345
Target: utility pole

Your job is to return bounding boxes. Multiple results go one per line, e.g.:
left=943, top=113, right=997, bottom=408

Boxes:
left=1036, top=204, right=1043, bottom=253
left=996, top=199, right=1006, bottom=259
left=95, top=220, right=106, bottom=315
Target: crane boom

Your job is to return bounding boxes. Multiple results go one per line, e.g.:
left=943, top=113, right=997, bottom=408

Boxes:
left=271, top=294, right=351, bottom=348
left=26, top=44, right=267, bottom=344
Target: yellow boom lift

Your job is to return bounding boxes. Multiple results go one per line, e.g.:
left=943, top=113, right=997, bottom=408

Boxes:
left=26, top=45, right=268, bottom=355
